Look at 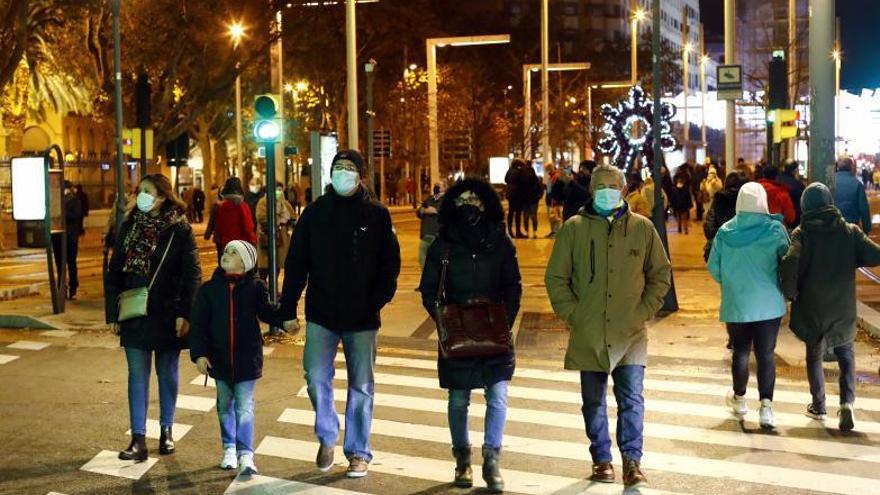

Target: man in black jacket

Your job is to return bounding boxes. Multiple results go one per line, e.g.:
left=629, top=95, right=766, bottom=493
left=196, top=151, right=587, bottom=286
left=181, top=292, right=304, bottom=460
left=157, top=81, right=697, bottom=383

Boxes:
left=777, top=160, right=806, bottom=226
left=53, top=181, right=84, bottom=299
left=277, top=150, right=401, bottom=479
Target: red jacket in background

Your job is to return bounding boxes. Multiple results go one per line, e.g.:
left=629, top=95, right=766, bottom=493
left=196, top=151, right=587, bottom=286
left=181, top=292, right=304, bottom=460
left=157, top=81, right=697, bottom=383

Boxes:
left=213, top=199, right=257, bottom=247
left=757, top=178, right=796, bottom=226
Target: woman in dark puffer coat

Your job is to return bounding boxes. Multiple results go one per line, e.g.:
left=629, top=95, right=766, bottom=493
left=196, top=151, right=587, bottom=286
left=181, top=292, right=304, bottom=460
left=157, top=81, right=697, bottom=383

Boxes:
left=419, top=178, right=522, bottom=493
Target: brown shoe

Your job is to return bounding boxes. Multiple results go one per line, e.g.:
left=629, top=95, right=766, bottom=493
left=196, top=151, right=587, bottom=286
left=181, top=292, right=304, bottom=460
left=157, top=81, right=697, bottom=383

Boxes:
left=623, top=457, right=647, bottom=488
left=590, top=462, right=615, bottom=483
left=346, top=456, right=369, bottom=478
left=315, top=444, right=334, bottom=472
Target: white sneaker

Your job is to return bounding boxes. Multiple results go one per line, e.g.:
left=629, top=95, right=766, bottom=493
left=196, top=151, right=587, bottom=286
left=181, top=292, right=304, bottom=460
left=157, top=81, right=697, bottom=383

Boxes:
left=239, top=452, right=258, bottom=476
left=839, top=403, right=856, bottom=432
left=220, top=447, right=238, bottom=470
left=726, top=390, right=748, bottom=417
left=759, top=399, right=775, bottom=430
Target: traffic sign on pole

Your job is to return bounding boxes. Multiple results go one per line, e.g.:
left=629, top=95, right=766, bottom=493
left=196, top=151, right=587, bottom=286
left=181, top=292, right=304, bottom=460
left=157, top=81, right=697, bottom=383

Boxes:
left=372, top=129, right=392, bottom=158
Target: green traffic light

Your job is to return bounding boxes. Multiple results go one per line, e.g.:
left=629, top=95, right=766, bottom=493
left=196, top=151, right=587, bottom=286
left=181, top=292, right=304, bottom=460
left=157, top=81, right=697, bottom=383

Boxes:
left=254, top=120, right=281, bottom=142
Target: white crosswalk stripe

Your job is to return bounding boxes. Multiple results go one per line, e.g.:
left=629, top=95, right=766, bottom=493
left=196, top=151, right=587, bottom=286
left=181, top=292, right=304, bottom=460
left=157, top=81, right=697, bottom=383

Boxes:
left=257, top=351, right=880, bottom=495
left=0, top=354, right=19, bottom=364
left=224, top=474, right=365, bottom=494
left=80, top=450, right=158, bottom=480
left=277, top=407, right=880, bottom=495
left=348, top=354, right=880, bottom=412
left=7, top=340, right=50, bottom=350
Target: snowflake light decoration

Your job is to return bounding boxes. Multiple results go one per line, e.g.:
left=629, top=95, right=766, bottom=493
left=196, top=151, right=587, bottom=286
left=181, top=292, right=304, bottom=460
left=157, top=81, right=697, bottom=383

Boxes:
left=597, top=85, right=677, bottom=174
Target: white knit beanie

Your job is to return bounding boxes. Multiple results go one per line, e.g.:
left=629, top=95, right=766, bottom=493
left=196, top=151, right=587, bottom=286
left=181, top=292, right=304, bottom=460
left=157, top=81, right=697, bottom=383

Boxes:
left=736, top=182, right=770, bottom=215
left=226, top=240, right=257, bottom=273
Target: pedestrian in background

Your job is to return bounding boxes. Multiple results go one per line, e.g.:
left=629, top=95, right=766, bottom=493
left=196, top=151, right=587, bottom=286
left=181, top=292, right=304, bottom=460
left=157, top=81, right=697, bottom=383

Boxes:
left=255, top=182, right=296, bottom=282
left=546, top=165, right=671, bottom=488
left=692, top=160, right=708, bottom=221
left=641, top=175, right=667, bottom=218
left=192, top=184, right=206, bottom=224
left=214, top=177, right=257, bottom=263
left=74, top=184, right=90, bottom=219
left=277, top=150, right=401, bottom=479
left=708, top=182, right=789, bottom=429
left=872, top=167, right=880, bottom=192
left=190, top=240, right=282, bottom=476
left=777, top=160, right=806, bottom=226
left=669, top=176, right=693, bottom=234
left=834, top=157, right=872, bottom=234
left=624, top=173, right=650, bottom=217
left=416, top=183, right=445, bottom=268
left=419, top=178, right=521, bottom=492
left=504, top=159, right=527, bottom=238
left=562, top=163, right=592, bottom=222
left=54, top=180, right=84, bottom=300
left=104, top=174, right=202, bottom=462
left=757, top=165, right=797, bottom=228
left=522, top=164, right=543, bottom=238
left=703, top=171, right=747, bottom=262
left=245, top=178, right=264, bottom=226
left=699, top=169, right=723, bottom=216
left=781, top=183, right=880, bottom=431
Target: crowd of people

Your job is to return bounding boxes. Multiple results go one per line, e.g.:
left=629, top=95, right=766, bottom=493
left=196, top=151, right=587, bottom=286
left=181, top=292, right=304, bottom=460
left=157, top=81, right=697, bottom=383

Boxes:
left=92, top=148, right=879, bottom=492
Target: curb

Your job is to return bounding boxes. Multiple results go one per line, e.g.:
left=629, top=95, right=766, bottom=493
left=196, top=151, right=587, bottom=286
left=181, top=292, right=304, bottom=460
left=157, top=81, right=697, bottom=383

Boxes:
left=0, top=284, right=41, bottom=301
left=856, top=301, right=880, bottom=340
left=0, top=314, right=58, bottom=330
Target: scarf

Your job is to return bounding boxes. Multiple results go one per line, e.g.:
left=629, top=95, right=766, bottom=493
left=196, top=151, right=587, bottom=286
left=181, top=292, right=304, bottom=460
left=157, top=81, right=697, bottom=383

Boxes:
left=122, top=209, right=179, bottom=276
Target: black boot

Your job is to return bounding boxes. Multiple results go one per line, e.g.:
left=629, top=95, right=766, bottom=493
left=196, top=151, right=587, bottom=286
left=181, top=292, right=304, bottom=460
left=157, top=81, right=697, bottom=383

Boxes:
left=482, top=446, right=504, bottom=493
left=119, top=434, right=148, bottom=461
left=159, top=425, right=175, bottom=455
left=452, top=446, right=473, bottom=488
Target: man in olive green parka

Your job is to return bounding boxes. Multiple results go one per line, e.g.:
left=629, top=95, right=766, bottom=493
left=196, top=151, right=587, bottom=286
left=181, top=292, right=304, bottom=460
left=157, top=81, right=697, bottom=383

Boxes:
left=546, top=165, right=671, bottom=488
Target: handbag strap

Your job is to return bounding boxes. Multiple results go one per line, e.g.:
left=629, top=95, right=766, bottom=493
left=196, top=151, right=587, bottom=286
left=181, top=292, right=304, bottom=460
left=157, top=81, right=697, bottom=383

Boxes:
left=435, top=243, right=450, bottom=307
left=148, top=231, right=175, bottom=291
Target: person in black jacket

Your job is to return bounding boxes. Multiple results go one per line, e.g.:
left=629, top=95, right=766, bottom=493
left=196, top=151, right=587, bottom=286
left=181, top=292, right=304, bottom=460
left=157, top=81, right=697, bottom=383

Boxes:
left=419, top=178, right=522, bottom=492
left=53, top=181, right=84, bottom=299
left=777, top=159, right=806, bottom=226
left=703, top=171, right=747, bottom=261
left=563, top=164, right=592, bottom=222
left=276, top=150, right=401, bottom=479
left=104, top=174, right=202, bottom=462
left=190, top=240, right=280, bottom=475
left=504, top=160, right=527, bottom=238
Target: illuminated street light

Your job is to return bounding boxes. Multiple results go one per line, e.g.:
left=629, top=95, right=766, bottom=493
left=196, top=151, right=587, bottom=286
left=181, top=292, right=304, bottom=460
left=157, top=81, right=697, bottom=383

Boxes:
left=284, top=82, right=294, bottom=93
left=427, top=34, right=510, bottom=187
left=228, top=21, right=245, bottom=47
left=296, top=80, right=309, bottom=93
left=522, top=62, right=590, bottom=158
left=631, top=4, right=647, bottom=85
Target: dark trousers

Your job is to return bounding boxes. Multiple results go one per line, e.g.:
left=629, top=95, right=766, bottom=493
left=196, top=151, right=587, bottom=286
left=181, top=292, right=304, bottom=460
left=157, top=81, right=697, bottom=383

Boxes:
left=51, top=234, right=79, bottom=294
left=507, top=203, right=523, bottom=235
left=806, top=340, right=856, bottom=412
left=693, top=192, right=704, bottom=220
left=727, top=318, right=781, bottom=400
left=580, top=366, right=645, bottom=463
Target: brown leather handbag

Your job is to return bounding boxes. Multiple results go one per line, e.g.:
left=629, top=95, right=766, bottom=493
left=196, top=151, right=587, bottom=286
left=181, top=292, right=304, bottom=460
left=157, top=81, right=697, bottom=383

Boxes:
left=434, top=244, right=512, bottom=359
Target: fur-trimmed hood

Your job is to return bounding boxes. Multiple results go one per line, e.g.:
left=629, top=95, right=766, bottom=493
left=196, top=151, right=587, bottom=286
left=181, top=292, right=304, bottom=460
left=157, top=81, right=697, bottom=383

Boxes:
left=438, top=178, right=505, bottom=227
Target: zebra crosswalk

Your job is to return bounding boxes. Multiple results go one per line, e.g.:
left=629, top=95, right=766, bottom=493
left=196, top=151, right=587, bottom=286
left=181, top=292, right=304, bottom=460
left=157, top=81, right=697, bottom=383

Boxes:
left=250, top=351, right=880, bottom=495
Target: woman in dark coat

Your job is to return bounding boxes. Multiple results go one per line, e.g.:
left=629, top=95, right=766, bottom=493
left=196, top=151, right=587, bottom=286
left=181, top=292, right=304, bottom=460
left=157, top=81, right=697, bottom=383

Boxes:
left=105, top=174, right=202, bottom=462
left=703, top=171, right=748, bottom=261
left=419, top=178, right=522, bottom=493
left=781, top=183, right=880, bottom=431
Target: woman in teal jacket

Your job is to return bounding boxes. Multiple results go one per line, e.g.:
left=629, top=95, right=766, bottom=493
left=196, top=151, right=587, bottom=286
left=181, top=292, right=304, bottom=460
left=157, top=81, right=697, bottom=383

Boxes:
left=708, top=182, right=790, bottom=430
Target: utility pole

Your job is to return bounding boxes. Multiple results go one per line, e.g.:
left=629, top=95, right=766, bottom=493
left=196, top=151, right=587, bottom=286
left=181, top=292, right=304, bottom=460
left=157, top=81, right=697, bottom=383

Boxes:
left=700, top=24, right=707, bottom=150
left=365, top=59, right=376, bottom=193
left=809, top=0, right=835, bottom=184
left=541, top=0, right=551, bottom=164
left=653, top=0, right=678, bottom=312
left=682, top=5, right=690, bottom=145
left=724, top=0, right=736, bottom=172
left=111, top=0, right=125, bottom=236
left=787, top=0, right=797, bottom=161
left=346, top=0, right=359, bottom=149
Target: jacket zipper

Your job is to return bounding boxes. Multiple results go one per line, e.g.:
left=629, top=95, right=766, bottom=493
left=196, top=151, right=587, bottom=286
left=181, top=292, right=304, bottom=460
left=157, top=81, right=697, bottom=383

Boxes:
left=472, top=253, right=477, bottom=301
left=228, top=282, right=235, bottom=381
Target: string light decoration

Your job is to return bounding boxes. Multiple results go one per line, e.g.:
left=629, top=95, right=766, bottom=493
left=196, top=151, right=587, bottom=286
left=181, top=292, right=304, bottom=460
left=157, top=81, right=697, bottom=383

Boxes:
left=597, top=85, right=677, bottom=174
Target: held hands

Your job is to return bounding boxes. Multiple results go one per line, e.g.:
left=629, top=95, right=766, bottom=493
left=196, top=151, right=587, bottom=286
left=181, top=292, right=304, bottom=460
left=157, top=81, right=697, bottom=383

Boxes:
left=282, top=319, right=301, bottom=334
left=422, top=206, right=438, bottom=215
left=196, top=357, right=211, bottom=376
left=175, top=317, right=190, bottom=338
left=110, top=323, right=120, bottom=335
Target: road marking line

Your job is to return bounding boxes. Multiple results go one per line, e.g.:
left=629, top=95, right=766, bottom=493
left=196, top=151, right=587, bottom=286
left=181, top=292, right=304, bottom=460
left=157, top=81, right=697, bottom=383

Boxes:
left=7, top=340, right=50, bottom=350
left=287, top=390, right=880, bottom=463
left=0, top=354, right=19, bottom=364
left=191, top=374, right=216, bottom=388
left=279, top=407, right=880, bottom=495
left=176, top=394, right=215, bottom=412
left=255, top=436, right=683, bottom=495
left=349, top=354, right=880, bottom=412
left=40, top=330, right=76, bottom=338
left=79, top=450, right=158, bottom=480
left=263, top=347, right=275, bottom=356
left=323, top=369, right=880, bottom=435
left=126, top=419, right=193, bottom=441
left=224, top=474, right=366, bottom=494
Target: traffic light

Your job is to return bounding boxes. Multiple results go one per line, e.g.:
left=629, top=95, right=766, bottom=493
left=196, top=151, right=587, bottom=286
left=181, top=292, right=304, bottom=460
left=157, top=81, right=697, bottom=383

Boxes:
left=253, top=94, right=282, bottom=143
left=768, top=54, right=788, bottom=110
left=769, top=109, right=798, bottom=144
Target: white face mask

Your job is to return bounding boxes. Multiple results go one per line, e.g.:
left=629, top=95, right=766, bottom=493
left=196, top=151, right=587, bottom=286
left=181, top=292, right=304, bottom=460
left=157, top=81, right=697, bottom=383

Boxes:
left=332, top=169, right=359, bottom=196
left=136, top=192, right=156, bottom=213
left=249, top=185, right=260, bottom=194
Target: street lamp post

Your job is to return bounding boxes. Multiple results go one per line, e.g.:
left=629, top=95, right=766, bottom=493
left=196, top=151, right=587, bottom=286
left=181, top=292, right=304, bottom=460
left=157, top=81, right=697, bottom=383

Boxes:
left=631, top=4, right=645, bottom=86
left=229, top=22, right=245, bottom=178
left=541, top=0, right=551, bottom=163
left=808, top=0, right=835, bottom=184
left=522, top=62, right=591, bottom=160
left=724, top=0, right=736, bottom=171
left=682, top=5, right=691, bottom=145
left=426, top=35, right=510, bottom=188
left=111, top=0, right=125, bottom=236
left=346, top=0, right=359, bottom=149
left=833, top=49, right=841, bottom=157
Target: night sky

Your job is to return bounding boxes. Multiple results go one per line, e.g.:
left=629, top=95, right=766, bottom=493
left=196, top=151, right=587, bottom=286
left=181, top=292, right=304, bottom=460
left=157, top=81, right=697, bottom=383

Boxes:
left=700, top=0, right=880, bottom=90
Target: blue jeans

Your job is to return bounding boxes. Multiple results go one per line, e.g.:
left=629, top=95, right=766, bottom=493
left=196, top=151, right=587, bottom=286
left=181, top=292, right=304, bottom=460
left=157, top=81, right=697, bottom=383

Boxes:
left=303, top=322, right=377, bottom=462
left=448, top=381, right=509, bottom=450
left=580, top=365, right=645, bottom=463
left=216, top=379, right=257, bottom=454
left=124, top=347, right=180, bottom=435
